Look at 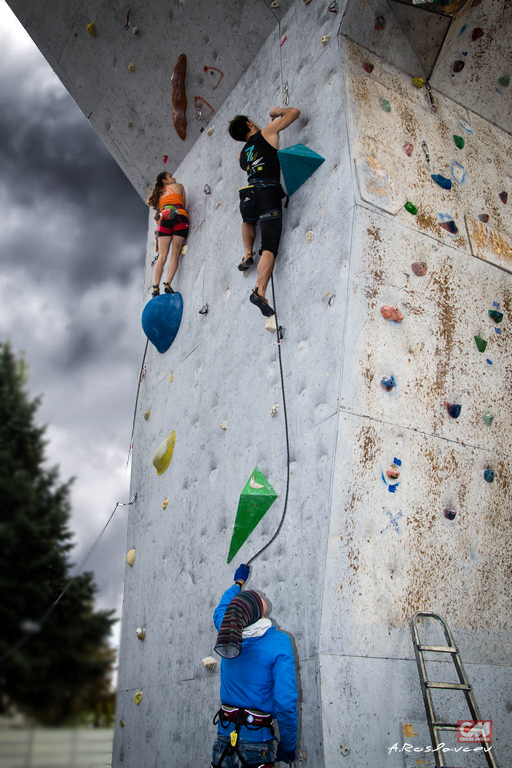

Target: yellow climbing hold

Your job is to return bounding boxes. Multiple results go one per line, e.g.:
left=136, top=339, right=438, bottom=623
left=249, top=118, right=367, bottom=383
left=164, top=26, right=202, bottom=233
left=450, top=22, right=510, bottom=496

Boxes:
left=126, top=549, right=136, bottom=567
left=413, top=77, right=424, bottom=88
left=169, top=373, right=173, bottom=382
left=144, top=410, right=151, bottom=420
left=152, top=431, right=176, bottom=475
left=162, top=499, right=169, bottom=509
left=128, top=62, right=135, bottom=72
left=134, top=692, right=143, bottom=705
left=87, top=22, right=95, bottom=37
left=181, top=245, right=187, bottom=256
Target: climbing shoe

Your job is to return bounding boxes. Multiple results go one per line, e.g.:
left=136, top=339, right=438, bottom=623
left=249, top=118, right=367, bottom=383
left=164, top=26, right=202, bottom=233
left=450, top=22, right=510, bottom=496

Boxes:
left=250, top=288, right=275, bottom=317
left=152, top=285, right=160, bottom=297
left=238, top=253, right=255, bottom=272
left=163, top=282, right=174, bottom=294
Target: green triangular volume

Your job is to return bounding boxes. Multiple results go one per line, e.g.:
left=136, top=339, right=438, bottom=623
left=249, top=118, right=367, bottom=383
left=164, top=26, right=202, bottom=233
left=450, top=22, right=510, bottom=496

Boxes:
left=278, top=143, right=325, bottom=197
left=227, top=466, right=278, bottom=563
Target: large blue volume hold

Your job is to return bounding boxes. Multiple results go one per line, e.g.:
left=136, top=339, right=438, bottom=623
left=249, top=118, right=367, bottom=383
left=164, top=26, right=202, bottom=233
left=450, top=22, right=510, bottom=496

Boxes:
left=141, top=293, right=183, bottom=354
left=277, top=143, right=325, bottom=196
left=431, top=174, right=452, bottom=190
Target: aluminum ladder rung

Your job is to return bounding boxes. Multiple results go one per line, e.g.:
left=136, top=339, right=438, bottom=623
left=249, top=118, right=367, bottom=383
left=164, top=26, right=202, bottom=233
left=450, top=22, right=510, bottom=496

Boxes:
left=426, top=681, right=471, bottom=691
left=418, top=644, right=457, bottom=653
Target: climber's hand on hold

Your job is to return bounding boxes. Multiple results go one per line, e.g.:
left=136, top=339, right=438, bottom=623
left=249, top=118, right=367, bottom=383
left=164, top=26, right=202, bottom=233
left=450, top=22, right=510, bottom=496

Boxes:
left=269, top=106, right=283, bottom=120
left=276, top=743, right=296, bottom=764
left=234, top=563, right=250, bottom=586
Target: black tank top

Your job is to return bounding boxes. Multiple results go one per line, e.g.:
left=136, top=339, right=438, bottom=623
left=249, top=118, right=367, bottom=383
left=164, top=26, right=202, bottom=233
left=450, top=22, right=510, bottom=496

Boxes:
left=240, top=131, right=281, bottom=183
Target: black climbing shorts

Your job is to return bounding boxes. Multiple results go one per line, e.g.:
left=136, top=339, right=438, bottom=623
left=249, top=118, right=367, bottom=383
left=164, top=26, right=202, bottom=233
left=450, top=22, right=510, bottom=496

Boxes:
left=158, top=211, right=189, bottom=239
left=239, top=185, right=282, bottom=258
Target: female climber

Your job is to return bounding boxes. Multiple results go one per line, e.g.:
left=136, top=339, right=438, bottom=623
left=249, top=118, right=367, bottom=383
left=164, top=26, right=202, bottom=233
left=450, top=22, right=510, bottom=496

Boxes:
left=146, top=171, right=189, bottom=296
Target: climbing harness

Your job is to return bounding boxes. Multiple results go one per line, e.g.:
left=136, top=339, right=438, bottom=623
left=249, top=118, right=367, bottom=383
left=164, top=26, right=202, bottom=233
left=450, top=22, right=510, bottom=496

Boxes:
left=212, top=706, right=275, bottom=768
left=246, top=178, right=289, bottom=209
left=126, top=339, right=149, bottom=467
left=247, top=274, right=290, bottom=566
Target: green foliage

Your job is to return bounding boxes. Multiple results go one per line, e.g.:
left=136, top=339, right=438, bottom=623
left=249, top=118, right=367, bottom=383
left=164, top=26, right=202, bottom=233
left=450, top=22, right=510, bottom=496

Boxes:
left=0, top=343, right=116, bottom=724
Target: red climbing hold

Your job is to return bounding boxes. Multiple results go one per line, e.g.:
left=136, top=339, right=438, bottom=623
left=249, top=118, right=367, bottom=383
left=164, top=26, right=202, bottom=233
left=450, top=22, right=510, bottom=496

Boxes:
left=204, top=66, right=224, bottom=91
left=374, top=15, right=386, bottom=31
left=453, top=60, right=465, bottom=73
left=499, top=191, right=508, bottom=204
left=363, top=62, right=374, bottom=74
left=403, top=143, right=413, bottom=157
left=163, top=155, right=168, bottom=164
left=472, top=27, right=484, bottom=41
left=479, top=214, right=489, bottom=223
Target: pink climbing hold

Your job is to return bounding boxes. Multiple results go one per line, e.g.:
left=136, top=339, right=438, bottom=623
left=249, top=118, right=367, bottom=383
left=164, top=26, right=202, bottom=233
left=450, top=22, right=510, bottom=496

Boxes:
left=472, top=27, right=484, bottom=41
left=381, top=305, right=403, bottom=323
left=479, top=214, right=489, bottom=223
left=386, top=465, right=400, bottom=480
left=163, top=155, right=168, bottom=164
left=411, top=262, right=427, bottom=277
left=363, top=62, right=374, bottom=74
left=403, top=143, right=413, bottom=157
left=374, top=15, right=386, bottom=31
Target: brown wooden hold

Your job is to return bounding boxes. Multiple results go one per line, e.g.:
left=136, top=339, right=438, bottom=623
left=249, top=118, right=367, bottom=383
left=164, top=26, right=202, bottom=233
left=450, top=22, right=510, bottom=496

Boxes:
left=172, top=54, right=187, bottom=141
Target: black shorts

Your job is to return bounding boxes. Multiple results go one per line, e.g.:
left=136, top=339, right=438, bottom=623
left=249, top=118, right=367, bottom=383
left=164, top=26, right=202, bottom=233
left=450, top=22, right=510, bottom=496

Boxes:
left=239, top=185, right=282, bottom=258
left=158, top=211, right=189, bottom=239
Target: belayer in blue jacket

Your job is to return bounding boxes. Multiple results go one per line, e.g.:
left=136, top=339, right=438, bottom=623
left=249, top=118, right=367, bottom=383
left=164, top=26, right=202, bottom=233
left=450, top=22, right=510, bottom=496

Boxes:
left=211, top=564, right=298, bottom=767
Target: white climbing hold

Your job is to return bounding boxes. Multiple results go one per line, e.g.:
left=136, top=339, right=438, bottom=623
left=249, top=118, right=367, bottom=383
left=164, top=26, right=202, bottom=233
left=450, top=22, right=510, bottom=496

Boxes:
left=136, top=627, right=146, bottom=641
left=265, top=315, right=277, bottom=332
left=243, top=270, right=249, bottom=278
left=215, top=201, right=222, bottom=209
left=220, top=421, right=227, bottom=430
left=202, top=656, right=217, bottom=670
left=306, top=230, right=314, bottom=243
left=250, top=476, right=264, bottom=489
left=126, top=549, right=136, bottom=567
left=207, top=127, right=214, bottom=136
left=321, top=35, right=331, bottom=46
left=271, top=404, right=279, bottom=417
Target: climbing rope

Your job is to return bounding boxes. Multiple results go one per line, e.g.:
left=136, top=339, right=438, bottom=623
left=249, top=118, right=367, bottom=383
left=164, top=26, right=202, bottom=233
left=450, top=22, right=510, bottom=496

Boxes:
left=0, top=494, right=137, bottom=665
left=247, top=274, right=290, bottom=565
left=126, top=339, right=149, bottom=467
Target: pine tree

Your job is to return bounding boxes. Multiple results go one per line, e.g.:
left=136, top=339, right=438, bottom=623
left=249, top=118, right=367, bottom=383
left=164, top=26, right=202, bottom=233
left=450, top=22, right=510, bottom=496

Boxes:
left=0, top=343, right=116, bottom=724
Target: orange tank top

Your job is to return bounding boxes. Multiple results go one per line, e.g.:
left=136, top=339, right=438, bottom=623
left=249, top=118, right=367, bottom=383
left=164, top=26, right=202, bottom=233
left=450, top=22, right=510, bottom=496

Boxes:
left=159, top=186, right=187, bottom=215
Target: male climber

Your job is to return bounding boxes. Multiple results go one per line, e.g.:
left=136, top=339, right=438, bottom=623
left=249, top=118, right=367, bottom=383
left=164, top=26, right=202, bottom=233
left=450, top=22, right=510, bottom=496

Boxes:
left=229, top=106, right=301, bottom=317
left=211, top=564, right=298, bottom=767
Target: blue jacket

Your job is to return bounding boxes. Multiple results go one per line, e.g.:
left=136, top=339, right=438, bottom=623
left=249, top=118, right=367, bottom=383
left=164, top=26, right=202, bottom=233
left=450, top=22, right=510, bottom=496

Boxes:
left=213, top=585, right=298, bottom=750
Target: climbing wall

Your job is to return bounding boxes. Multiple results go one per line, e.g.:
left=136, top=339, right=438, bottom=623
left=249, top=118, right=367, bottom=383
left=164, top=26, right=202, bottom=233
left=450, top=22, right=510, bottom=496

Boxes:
left=8, top=0, right=512, bottom=766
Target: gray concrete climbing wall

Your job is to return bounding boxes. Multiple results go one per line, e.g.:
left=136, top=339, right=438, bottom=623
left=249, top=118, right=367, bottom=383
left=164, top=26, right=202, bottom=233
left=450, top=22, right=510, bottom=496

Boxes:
left=9, top=0, right=512, bottom=766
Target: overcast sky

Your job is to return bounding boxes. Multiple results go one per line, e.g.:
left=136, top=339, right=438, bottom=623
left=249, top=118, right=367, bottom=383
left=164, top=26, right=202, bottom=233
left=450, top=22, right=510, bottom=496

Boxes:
left=0, top=1, right=149, bottom=652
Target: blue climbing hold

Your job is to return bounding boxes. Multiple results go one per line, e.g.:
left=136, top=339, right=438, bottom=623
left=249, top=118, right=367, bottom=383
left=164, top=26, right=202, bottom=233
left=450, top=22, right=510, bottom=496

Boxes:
left=431, top=174, right=452, bottom=190
left=445, top=401, right=461, bottom=419
left=142, top=293, right=183, bottom=354
left=484, top=469, right=495, bottom=483
left=277, top=144, right=325, bottom=196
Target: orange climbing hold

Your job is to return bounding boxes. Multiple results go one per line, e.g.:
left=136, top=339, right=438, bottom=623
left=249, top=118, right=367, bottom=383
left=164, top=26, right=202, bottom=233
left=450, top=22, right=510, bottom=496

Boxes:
left=381, top=305, right=403, bottom=323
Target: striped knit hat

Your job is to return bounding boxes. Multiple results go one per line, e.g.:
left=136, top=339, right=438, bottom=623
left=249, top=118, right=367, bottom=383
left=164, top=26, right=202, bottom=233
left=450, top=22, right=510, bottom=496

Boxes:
left=214, top=591, right=264, bottom=659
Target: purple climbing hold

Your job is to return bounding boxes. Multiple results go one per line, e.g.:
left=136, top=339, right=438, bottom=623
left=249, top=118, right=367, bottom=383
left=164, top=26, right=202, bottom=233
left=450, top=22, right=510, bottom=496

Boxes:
left=445, top=401, right=461, bottom=419
left=380, top=376, right=395, bottom=392
left=479, top=214, right=489, bottom=223
left=499, top=191, right=508, bottom=204
left=431, top=174, right=452, bottom=190
left=374, top=15, right=386, bottom=31
left=411, top=262, right=427, bottom=276
left=443, top=508, right=456, bottom=520
left=440, top=220, right=458, bottom=235
left=472, top=27, right=484, bottom=41
left=363, top=62, right=374, bottom=73
left=453, top=60, right=465, bottom=73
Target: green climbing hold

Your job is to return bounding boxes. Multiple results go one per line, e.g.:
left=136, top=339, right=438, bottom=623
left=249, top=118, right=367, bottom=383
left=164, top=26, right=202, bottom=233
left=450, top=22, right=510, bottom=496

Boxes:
left=498, top=75, right=510, bottom=87
left=488, top=309, right=503, bottom=323
left=380, top=99, right=391, bottom=112
left=474, top=335, right=487, bottom=353
left=277, top=144, right=325, bottom=197
left=227, top=467, right=278, bottom=563
left=482, top=412, right=494, bottom=427
left=404, top=202, right=418, bottom=215
left=453, top=135, right=465, bottom=149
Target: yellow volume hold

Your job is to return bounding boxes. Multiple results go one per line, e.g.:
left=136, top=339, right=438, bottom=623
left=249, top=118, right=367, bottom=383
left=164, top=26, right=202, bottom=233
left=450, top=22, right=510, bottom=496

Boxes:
left=86, top=22, right=95, bottom=37
left=152, top=431, right=176, bottom=475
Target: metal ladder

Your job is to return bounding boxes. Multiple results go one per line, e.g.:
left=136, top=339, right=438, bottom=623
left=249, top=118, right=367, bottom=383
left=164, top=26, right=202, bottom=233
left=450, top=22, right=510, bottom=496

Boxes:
left=410, top=612, right=499, bottom=768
